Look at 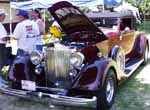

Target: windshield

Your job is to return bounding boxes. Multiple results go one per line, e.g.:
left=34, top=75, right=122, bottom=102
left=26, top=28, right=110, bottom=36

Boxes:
left=91, top=18, right=118, bottom=28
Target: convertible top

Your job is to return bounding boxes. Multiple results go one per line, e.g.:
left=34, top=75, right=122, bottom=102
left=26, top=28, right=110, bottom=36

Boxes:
left=85, top=11, right=135, bottom=18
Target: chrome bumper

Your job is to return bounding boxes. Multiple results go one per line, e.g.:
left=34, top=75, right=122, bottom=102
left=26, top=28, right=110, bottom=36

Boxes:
left=0, top=86, right=97, bottom=109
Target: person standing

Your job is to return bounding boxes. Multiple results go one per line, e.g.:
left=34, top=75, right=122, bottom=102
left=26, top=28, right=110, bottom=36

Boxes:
left=0, top=9, right=8, bottom=84
left=9, top=10, right=40, bottom=55
left=32, top=9, right=44, bottom=51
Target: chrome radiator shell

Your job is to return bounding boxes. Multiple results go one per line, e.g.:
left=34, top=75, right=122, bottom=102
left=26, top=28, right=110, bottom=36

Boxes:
left=45, top=46, right=72, bottom=88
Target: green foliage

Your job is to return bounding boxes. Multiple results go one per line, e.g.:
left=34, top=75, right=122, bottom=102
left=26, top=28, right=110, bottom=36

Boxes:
left=80, top=6, right=92, bottom=13
left=138, top=20, right=150, bottom=34
left=140, top=0, right=150, bottom=15
left=128, top=0, right=150, bottom=17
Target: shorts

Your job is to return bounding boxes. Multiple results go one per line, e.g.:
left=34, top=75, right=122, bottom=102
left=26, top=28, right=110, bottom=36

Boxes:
left=0, top=44, right=7, bottom=69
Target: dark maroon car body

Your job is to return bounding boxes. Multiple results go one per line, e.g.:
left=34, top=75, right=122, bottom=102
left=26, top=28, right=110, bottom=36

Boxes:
left=0, top=1, right=149, bottom=109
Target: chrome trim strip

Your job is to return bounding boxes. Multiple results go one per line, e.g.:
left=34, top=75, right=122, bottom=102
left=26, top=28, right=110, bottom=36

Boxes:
left=36, top=86, right=65, bottom=93
left=0, top=87, right=29, bottom=98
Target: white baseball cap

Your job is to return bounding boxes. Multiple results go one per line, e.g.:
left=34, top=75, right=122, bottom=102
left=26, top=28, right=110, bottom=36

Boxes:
left=0, top=9, right=6, bottom=15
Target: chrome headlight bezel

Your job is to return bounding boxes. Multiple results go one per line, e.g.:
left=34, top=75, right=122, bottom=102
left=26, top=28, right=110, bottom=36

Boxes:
left=30, top=51, right=43, bottom=65
left=70, top=52, right=85, bottom=68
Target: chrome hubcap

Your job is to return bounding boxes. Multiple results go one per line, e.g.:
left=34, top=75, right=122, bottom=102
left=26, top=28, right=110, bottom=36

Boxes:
left=106, top=78, right=114, bottom=103
left=117, top=54, right=125, bottom=71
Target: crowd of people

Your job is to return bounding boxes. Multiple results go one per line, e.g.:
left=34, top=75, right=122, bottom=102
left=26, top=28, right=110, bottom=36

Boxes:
left=0, top=8, right=44, bottom=83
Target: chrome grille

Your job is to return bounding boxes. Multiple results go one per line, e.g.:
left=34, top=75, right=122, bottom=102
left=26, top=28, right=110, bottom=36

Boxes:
left=45, top=46, right=71, bottom=88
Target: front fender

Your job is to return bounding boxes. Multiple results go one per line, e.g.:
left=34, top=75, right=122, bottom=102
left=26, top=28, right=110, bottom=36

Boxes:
left=72, top=58, right=121, bottom=91
left=8, top=55, right=35, bottom=82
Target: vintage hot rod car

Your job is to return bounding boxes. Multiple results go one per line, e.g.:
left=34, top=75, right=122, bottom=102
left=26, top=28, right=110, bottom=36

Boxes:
left=0, top=1, right=149, bottom=110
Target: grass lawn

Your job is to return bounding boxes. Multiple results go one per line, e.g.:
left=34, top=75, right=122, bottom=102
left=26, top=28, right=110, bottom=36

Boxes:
left=112, top=62, right=150, bottom=110
left=138, top=20, right=150, bottom=35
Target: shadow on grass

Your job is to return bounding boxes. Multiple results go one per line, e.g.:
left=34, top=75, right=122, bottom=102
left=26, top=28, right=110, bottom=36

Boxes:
left=112, top=59, right=150, bottom=110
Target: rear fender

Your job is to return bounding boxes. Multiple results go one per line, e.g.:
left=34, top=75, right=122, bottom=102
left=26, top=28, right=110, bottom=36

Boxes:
left=73, top=58, right=122, bottom=91
left=128, top=33, right=148, bottom=58
left=137, top=33, right=147, bottom=54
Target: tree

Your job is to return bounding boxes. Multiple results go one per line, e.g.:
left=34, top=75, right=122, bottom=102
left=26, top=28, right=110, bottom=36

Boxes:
left=140, top=0, right=150, bottom=15
left=80, top=6, right=92, bottom=13
left=128, top=0, right=150, bottom=19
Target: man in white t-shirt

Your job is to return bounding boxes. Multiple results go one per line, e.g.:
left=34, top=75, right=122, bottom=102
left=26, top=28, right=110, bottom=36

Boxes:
left=11, top=10, right=40, bottom=55
left=0, top=9, right=8, bottom=84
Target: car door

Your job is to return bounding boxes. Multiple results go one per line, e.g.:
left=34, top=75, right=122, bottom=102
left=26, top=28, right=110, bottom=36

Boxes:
left=119, top=30, right=136, bottom=55
left=109, top=17, right=137, bottom=55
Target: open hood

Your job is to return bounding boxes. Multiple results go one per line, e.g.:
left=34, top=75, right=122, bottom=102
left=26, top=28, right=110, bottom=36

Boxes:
left=48, top=1, right=106, bottom=41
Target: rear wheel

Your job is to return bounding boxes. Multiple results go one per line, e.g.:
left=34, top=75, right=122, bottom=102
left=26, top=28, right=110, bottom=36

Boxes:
left=97, top=69, right=116, bottom=110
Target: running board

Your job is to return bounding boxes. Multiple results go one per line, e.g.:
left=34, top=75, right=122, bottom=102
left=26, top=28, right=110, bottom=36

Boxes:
left=124, top=58, right=144, bottom=77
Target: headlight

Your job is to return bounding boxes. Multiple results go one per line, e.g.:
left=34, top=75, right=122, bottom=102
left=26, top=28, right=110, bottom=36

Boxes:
left=30, top=51, right=43, bottom=65
left=70, top=52, right=84, bottom=68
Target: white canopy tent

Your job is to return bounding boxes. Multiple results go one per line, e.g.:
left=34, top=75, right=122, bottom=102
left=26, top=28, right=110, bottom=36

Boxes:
left=10, top=0, right=104, bottom=9
left=9, top=0, right=104, bottom=33
left=10, top=1, right=48, bottom=9
left=104, top=0, right=122, bottom=6
left=114, top=1, right=141, bottom=24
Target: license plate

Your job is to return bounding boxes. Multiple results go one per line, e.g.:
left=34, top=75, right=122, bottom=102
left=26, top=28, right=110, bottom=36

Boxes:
left=21, top=80, right=36, bottom=91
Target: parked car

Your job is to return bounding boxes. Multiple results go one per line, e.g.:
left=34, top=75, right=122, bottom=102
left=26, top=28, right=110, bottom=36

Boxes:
left=0, top=1, right=149, bottom=110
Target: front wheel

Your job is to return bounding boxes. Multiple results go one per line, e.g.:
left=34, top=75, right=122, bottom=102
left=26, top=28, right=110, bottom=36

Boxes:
left=97, top=69, right=117, bottom=110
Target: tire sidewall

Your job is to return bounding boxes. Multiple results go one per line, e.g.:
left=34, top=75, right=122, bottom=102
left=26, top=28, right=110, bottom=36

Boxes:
left=97, top=69, right=117, bottom=109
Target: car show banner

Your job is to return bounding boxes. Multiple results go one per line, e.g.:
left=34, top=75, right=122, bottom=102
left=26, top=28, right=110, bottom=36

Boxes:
left=104, top=0, right=122, bottom=6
